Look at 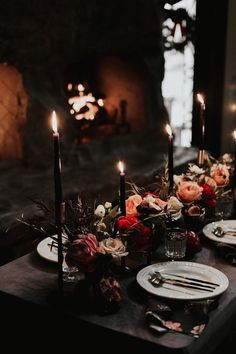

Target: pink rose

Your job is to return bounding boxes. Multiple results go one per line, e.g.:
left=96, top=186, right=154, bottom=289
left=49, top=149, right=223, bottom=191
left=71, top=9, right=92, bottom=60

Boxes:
left=125, top=194, right=142, bottom=216
left=177, top=181, right=203, bottom=204
left=65, top=233, right=98, bottom=272
left=210, top=164, right=230, bottom=186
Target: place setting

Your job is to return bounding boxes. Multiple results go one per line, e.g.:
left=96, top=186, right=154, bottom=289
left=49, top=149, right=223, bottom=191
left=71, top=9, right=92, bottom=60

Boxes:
left=137, top=264, right=224, bottom=339
left=135, top=224, right=229, bottom=339
left=136, top=226, right=229, bottom=302
left=202, top=220, right=236, bottom=245
left=137, top=261, right=229, bottom=301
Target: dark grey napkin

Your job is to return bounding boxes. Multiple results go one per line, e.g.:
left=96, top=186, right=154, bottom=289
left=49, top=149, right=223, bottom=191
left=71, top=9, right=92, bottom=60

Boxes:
left=146, top=295, right=218, bottom=337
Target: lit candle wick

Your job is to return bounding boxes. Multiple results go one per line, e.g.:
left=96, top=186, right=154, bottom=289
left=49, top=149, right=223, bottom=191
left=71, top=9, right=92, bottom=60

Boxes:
left=52, top=110, right=58, bottom=134
left=118, top=161, right=126, bottom=215
left=118, top=160, right=124, bottom=174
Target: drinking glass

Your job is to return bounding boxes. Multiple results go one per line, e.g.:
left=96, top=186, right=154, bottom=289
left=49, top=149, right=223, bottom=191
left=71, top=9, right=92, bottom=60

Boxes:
left=63, top=265, right=83, bottom=283
left=215, top=196, right=233, bottom=220
left=164, top=228, right=187, bottom=261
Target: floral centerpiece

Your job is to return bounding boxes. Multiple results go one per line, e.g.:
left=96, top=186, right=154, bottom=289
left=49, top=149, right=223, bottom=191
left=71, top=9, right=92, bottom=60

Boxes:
left=19, top=192, right=168, bottom=313
left=174, top=153, right=233, bottom=220
left=19, top=197, right=125, bottom=313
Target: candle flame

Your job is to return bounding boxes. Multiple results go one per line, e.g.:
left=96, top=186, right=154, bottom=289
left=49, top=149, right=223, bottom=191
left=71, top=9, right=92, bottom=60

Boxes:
left=52, top=111, right=58, bottom=133
left=230, top=104, right=236, bottom=112
left=233, top=130, right=236, bottom=140
left=78, top=83, right=85, bottom=92
left=165, top=124, right=172, bottom=137
left=118, top=161, right=124, bottom=173
left=197, top=93, right=205, bottom=105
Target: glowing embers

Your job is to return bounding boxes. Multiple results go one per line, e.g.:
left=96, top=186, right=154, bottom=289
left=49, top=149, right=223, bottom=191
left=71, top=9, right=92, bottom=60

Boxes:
left=67, top=82, right=104, bottom=121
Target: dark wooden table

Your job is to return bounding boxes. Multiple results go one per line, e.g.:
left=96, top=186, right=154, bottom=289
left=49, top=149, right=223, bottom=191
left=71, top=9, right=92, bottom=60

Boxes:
left=0, top=238, right=236, bottom=354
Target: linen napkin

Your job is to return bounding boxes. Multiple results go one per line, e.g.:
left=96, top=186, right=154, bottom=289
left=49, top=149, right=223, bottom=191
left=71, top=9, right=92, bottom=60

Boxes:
left=145, top=295, right=218, bottom=338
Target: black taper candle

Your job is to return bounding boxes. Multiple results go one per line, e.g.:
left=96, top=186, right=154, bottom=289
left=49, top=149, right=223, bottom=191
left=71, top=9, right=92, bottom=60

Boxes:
left=197, top=94, right=205, bottom=166
left=199, top=102, right=205, bottom=150
left=166, top=124, right=174, bottom=194
left=52, top=111, right=63, bottom=295
left=168, top=134, right=174, bottom=193
left=118, top=161, right=126, bottom=216
left=233, top=131, right=236, bottom=215
left=233, top=131, right=236, bottom=188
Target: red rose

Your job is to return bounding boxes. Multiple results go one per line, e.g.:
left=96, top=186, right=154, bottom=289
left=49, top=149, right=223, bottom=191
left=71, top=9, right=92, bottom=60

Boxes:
left=201, top=184, right=216, bottom=207
left=117, top=215, right=139, bottom=232
left=65, top=233, right=98, bottom=272
left=130, top=223, right=153, bottom=251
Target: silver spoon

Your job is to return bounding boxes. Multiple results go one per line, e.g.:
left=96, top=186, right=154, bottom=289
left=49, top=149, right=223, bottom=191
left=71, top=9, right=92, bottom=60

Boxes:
left=213, top=226, right=236, bottom=238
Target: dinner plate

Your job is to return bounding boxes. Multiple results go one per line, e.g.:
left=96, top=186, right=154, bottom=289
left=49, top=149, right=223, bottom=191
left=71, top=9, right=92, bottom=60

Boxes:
left=136, top=261, right=229, bottom=300
left=37, top=236, right=67, bottom=264
left=202, top=220, right=236, bottom=245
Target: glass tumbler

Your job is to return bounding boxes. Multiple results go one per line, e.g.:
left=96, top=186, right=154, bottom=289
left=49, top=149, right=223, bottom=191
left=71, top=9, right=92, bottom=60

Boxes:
left=164, top=228, right=187, bottom=261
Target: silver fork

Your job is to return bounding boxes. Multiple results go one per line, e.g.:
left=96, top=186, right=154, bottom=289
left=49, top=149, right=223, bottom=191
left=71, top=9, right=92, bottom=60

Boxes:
left=149, top=272, right=216, bottom=292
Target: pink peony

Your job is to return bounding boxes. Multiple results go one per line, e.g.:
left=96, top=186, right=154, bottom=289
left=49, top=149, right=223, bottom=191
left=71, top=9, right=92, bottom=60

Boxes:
left=125, top=194, right=142, bottom=216
left=65, top=233, right=98, bottom=272
left=177, top=181, right=203, bottom=204
left=210, top=164, right=230, bottom=186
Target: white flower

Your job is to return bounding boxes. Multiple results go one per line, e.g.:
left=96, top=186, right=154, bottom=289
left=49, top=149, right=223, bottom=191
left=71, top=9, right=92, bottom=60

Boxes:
left=188, top=164, right=205, bottom=175
left=98, top=238, right=128, bottom=259
left=104, top=202, right=112, bottom=209
left=143, top=194, right=162, bottom=211
left=174, top=174, right=184, bottom=185
left=222, top=153, right=232, bottom=164
left=94, top=204, right=106, bottom=218
left=167, top=196, right=184, bottom=211
left=143, top=194, right=156, bottom=204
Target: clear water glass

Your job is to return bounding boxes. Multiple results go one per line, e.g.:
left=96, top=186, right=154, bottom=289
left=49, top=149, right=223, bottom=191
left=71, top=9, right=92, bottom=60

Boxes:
left=215, top=196, right=233, bottom=220
left=165, top=228, right=187, bottom=260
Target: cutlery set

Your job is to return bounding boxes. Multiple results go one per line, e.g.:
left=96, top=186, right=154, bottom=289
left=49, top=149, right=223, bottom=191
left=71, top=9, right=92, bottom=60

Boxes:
left=148, top=271, right=220, bottom=293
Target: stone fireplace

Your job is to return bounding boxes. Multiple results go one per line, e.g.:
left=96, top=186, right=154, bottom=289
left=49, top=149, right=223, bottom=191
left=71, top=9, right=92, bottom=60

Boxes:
left=0, top=0, right=169, bottom=165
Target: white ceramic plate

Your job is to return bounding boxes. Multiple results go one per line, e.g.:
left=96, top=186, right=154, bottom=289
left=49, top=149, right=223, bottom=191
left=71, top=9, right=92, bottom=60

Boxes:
left=136, top=261, right=229, bottom=300
left=37, top=236, right=67, bottom=265
left=202, top=220, right=236, bottom=245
